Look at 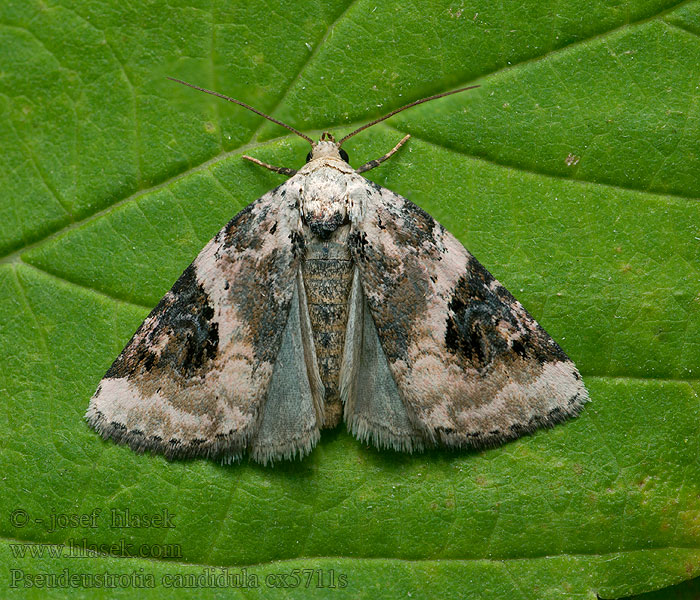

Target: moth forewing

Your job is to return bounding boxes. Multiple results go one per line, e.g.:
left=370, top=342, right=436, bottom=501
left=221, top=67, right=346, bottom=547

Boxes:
left=345, top=182, right=588, bottom=449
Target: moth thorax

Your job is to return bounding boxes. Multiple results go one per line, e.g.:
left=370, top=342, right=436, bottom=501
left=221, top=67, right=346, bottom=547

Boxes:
left=301, top=227, right=354, bottom=428
left=301, top=166, right=349, bottom=239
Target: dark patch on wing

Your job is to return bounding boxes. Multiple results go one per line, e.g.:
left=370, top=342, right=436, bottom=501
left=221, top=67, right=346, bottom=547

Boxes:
left=445, top=303, right=508, bottom=368
left=289, top=231, right=305, bottom=257
left=390, top=191, right=440, bottom=251
left=445, top=258, right=568, bottom=369
left=348, top=231, right=370, bottom=261
left=220, top=203, right=256, bottom=251
left=105, top=264, right=220, bottom=381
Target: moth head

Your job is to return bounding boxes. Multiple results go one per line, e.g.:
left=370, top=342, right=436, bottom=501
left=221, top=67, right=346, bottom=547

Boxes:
left=305, top=132, right=350, bottom=164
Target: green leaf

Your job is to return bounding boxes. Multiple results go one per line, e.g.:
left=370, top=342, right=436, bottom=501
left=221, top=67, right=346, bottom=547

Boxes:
left=2, top=0, right=700, bottom=598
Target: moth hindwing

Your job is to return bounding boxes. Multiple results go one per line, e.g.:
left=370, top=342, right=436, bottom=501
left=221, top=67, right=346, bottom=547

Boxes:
left=86, top=82, right=589, bottom=465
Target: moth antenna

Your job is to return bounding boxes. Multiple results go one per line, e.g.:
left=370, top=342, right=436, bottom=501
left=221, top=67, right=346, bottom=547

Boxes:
left=168, top=77, right=315, bottom=145
left=338, top=84, right=480, bottom=146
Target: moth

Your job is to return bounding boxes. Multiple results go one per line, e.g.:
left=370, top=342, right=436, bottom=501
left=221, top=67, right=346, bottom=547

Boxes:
left=86, top=79, right=589, bottom=465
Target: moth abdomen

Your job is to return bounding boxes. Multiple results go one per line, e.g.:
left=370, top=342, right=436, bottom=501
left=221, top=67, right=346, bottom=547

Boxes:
left=302, top=228, right=354, bottom=428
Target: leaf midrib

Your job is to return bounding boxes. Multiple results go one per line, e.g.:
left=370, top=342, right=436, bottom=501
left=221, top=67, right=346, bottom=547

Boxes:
left=4, top=534, right=699, bottom=569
